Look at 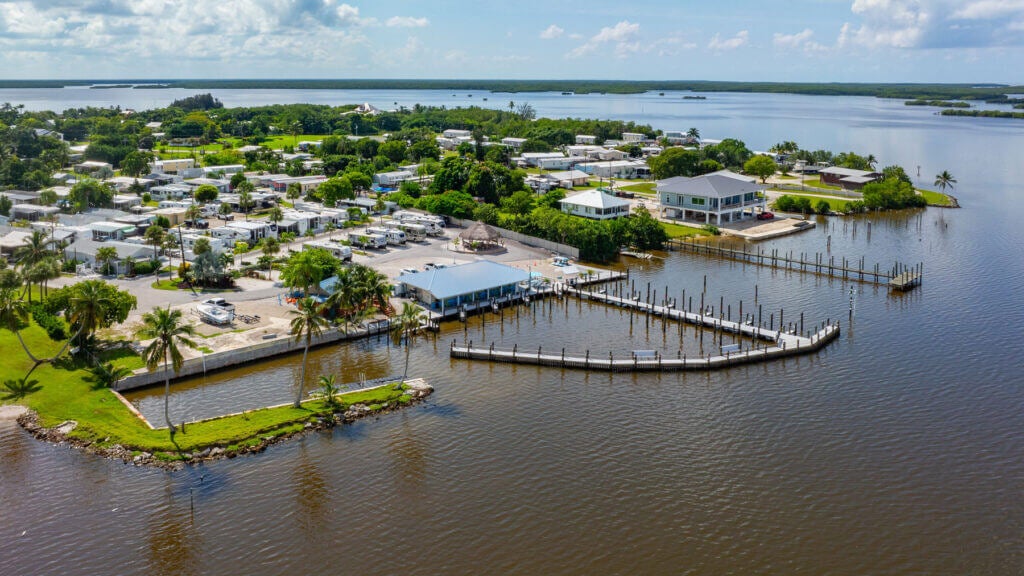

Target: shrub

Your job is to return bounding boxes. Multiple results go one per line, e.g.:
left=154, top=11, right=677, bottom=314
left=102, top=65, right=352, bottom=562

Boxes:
left=28, top=303, right=68, bottom=341
left=701, top=224, right=721, bottom=235
left=815, top=200, right=831, bottom=214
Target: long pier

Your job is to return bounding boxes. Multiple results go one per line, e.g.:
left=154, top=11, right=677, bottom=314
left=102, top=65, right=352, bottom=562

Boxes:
left=449, top=284, right=841, bottom=372
left=666, top=238, right=922, bottom=289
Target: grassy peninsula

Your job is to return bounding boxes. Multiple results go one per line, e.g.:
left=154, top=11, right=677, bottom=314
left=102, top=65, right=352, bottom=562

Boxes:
left=2, top=321, right=421, bottom=465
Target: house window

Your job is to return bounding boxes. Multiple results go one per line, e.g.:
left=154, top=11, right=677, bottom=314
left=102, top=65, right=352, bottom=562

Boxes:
left=690, top=196, right=705, bottom=206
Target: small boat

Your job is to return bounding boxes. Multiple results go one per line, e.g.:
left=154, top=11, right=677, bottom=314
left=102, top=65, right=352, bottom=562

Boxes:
left=197, top=298, right=235, bottom=325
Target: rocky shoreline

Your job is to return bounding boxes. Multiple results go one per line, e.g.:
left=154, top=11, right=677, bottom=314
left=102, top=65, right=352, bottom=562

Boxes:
left=16, top=381, right=433, bottom=471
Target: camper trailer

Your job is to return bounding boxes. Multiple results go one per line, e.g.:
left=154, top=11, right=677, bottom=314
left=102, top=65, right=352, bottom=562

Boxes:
left=366, top=226, right=406, bottom=245
left=384, top=220, right=427, bottom=242
left=347, top=232, right=387, bottom=249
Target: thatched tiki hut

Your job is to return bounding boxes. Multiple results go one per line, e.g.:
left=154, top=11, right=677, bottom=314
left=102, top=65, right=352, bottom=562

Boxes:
left=458, top=221, right=504, bottom=250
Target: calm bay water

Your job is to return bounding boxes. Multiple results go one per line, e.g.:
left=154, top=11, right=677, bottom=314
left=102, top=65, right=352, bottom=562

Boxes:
left=1, top=88, right=1023, bottom=575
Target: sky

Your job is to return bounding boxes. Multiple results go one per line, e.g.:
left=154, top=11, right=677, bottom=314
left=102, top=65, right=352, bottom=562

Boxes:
left=0, top=0, right=1023, bottom=83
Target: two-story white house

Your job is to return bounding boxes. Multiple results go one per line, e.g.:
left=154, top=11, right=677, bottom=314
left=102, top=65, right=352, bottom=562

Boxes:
left=656, top=170, right=767, bottom=225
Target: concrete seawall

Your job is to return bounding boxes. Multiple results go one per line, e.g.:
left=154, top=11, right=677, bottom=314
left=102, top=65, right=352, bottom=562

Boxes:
left=116, top=322, right=393, bottom=392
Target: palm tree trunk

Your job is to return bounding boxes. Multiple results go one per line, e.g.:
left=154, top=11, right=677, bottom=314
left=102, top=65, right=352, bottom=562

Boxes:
left=403, top=334, right=411, bottom=381
left=295, top=337, right=310, bottom=408
left=163, top=354, right=176, bottom=434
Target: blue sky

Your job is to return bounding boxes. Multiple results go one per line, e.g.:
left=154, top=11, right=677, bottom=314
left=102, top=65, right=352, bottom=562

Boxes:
left=1, top=0, right=1022, bottom=82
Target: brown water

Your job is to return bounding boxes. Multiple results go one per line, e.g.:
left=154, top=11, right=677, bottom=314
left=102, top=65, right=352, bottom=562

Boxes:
left=4, top=96, right=1024, bottom=574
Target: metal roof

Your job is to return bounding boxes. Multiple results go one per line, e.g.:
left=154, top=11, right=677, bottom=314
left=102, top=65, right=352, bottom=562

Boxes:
left=559, top=189, right=631, bottom=210
left=397, top=260, right=530, bottom=300
left=656, top=170, right=762, bottom=199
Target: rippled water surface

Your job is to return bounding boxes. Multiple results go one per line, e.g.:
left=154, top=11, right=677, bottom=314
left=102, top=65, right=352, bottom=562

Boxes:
left=2, top=90, right=1023, bottom=575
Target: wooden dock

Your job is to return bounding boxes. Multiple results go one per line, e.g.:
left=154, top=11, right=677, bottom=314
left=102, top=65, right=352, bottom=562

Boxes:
left=888, top=271, right=922, bottom=290
left=666, top=238, right=923, bottom=290
left=449, top=284, right=841, bottom=372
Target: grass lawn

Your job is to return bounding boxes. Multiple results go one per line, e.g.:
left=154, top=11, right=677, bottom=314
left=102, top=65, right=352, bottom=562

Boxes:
left=801, top=177, right=842, bottom=191
left=221, top=134, right=329, bottom=150
left=618, top=182, right=656, bottom=194
left=918, top=189, right=955, bottom=206
left=662, top=221, right=710, bottom=238
left=1, top=321, right=413, bottom=458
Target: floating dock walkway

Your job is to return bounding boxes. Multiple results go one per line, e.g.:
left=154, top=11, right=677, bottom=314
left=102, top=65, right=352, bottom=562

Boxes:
left=666, top=238, right=922, bottom=290
left=450, top=284, right=841, bottom=372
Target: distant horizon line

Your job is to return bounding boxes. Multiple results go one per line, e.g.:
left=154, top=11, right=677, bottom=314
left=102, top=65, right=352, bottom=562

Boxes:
left=0, top=78, right=1019, bottom=87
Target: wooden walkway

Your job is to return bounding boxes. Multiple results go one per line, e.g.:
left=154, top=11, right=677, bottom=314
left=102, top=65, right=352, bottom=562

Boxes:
left=666, top=238, right=923, bottom=290
left=449, top=284, right=841, bottom=372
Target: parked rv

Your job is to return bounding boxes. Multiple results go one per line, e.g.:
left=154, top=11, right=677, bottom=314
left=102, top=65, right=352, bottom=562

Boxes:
left=366, top=226, right=406, bottom=246
left=385, top=220, right=427, bottom=242
left=347, top=232, right=387, bottom=249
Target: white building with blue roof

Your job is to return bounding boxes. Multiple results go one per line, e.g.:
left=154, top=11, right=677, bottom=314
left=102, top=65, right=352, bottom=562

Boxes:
left=396, top=260, right=531, bottom=311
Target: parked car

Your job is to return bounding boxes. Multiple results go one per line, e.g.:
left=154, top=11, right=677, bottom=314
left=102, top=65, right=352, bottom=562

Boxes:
left=757, top=211, right=775, bottom=220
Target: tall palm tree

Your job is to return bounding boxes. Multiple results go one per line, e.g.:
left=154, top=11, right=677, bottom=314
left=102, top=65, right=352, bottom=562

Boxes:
left=934, top=170, right=956, bottom=192
left=15, top=230, right=54, bottom=299
left=136, top=307, right=198, bottom=434
left=390, top=302, right=426, bottom=381
left=95, top=246, right=118, bottom=275
left=866, top=154, right=878, bottom=170
left=686, top=127, right=700, bottom=142
left=15, top=229, right=54, bottom=268
left=289, top=297, right=329, bottom=408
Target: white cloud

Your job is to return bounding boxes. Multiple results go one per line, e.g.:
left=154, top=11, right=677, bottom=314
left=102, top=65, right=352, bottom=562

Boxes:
left=540, top=24, right=564, bottom=39
left=773, top=28, right=814, bottom=49
left=952, top=0, right=1024, bottom=20
left=386, top=16, right=429, bottom=28
left=568, top=20, right=641, bottom=59
left=568, top=33, right=584, bottom=40
left=708, top=30, right=749, bottom=51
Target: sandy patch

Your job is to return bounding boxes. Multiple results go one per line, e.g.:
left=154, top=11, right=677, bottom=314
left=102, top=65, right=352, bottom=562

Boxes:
left=0, top=405, right=29, bottom=420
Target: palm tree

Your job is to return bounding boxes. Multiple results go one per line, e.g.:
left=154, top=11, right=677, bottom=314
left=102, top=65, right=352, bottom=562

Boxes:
left=184, top=204, right=202, bottom=226
left=934, top=170, right=956, bottom=192
left=68, top=279, right=115, bottom=344
left=1, top=378, right=42, bottom=401
left=289, top=297, right=329, bottom=408
left=390, top=302, right=426, bottom=381
left=218, top=202, right=233, bottom=220
left=236, top=181, right=255, bottom=221
left=87, top=362, right=132, bottom=390
left=686, top=127, right=700, bottom=142
left=95, top=246, right=118, bottom=275
left=267, top=206, right=283, bottom=228
left=123, top=256, right=137, bottom=277
left=144, top=225, right=165, bottom=277
left=286, top=182, right=302, bottom=203
left=282, top=250, right=324, bottom=296
left=16, top=230, right=54, bottom=299
left=136, top=306, right=198, bottom=434
left=317, top=374, right=340, bottom=408
left=866, top=154, right=878, bottom=170
left=15, top=229, right=54, bottom=268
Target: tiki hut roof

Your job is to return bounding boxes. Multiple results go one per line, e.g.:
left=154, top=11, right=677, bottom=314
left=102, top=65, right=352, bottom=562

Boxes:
left=459, top=221, right=502, bottom=244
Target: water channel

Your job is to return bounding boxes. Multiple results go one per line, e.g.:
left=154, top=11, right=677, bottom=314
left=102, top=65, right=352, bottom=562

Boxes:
left=1, top=89, right=1022, bottom=574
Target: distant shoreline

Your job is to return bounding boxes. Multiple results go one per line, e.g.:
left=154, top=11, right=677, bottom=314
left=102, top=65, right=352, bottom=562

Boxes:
left=1, top=79, right=1023, bottom=100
